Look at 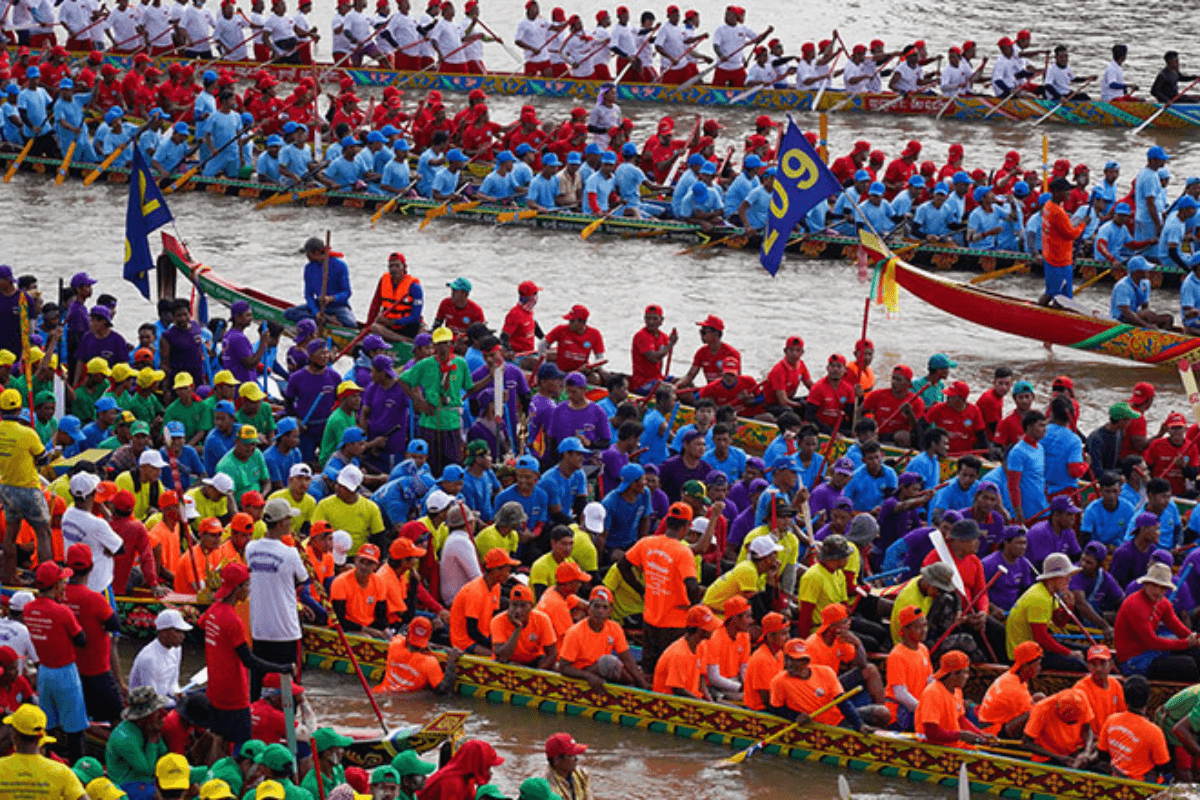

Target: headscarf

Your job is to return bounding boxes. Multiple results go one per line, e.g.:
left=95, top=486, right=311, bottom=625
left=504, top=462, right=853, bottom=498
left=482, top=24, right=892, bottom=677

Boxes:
left=418, top=740, right=502, bottom=800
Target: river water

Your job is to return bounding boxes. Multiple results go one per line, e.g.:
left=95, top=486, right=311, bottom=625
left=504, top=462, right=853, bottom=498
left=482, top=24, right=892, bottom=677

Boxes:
left=18, top=2, right=1200, bottom=795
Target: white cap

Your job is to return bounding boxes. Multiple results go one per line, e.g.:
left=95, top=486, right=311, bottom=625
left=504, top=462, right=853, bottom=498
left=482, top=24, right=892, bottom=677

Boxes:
left=331, top=530, right=353, bottom=565
left=289, top=463, right=313, bottom=479
left=182, top=495, right=200, bottom=520
left=155, top=608, right=193, bottom=632
left=139, top=450, right=168, bottom=469
left=203, top=473, right=234, bottom=494
left=581, top=501, right=606, bottom=533
left=8, top=591, right=34, bottom=612
left=69, top=472, right=101, bottom=498
left=425, top=489, right=453, bottom=513
left=749, top=536, right=785, bottom=558
left=337, top=464, right=363, bottom=491
left=690, top=517, right=709, bottom=534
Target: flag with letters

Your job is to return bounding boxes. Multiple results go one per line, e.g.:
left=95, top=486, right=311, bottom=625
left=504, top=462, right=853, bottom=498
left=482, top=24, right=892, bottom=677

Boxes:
left=759, top=117, right=841, bottom=276
left=124, top=146, right=174, bottom=299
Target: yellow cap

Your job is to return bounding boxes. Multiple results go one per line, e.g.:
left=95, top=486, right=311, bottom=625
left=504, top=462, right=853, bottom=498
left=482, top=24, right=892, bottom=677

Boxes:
left=0, top=388, right=21, bottom=412
left=336, top=380, right=362, bottom=396
left=137, top=368, right=161, bottom=388
left=200, top=780, right=236, bottom=800
left=156, top=753, right=191, bottom=791
left=3, top=704, right=46, bottom=736
left=0, top=349, right=14, bottom=367
left=118, top=410, right=136, bottom=425
left=174, top=372, right=195, bottom=389
left=239, top=382, right=266, bottom=402
left=431, top=326, right=454, bottom=344
left=85, top=778, right=128, bottom=800
left=213, top=370, right=239, bottom=386
left=26, top=346, right=45, bottom=364
left=47, top=353, right=58, bottom=371
left=86, top=357, right=112, bottom=376
left=111, top=363, right=135, bottom=383
left=238, top=424, right=259, bottom=441
left=256, top=780, right=286, bottom=800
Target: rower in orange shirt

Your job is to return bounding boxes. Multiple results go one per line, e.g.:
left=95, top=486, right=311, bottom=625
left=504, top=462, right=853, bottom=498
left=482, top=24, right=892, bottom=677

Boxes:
left=329, top=544, right=389, bottom=639
left=13, top=489, right=66, bottom=568
left=977, top=641, right=1044, bottom=739
left=305, top=520, right=337, bottom=592
left=914, top=650, right=993, bottom=745
left=536, top=561, right=592, bottom=638
left=652, top=605, right=721, bottom=700
left=450, top=548, right=519, bottom=655
left=378, top=536, right=425, bottom=627
left=1097, top=675, right=1171, bottom=782
left=1074, top=645, right=1126, bottom=733
left=1023, top=688, right=1096, bottom=767
left=216, top=513, right=255, bottom=565
left=374, top=617, right=460, bottom=695
left=556, top=586, right=649, bottom=691
left=491, top=584, right=558, bottom=669
left=700, top=595, right=753, bottom=702
left=175, top=517, right=225, bottom=594
left=804, top=604, right=886, bottom=705
left=145, top=490, right=196, bottom=584
left=743, top=612, right=788, bottom=711
left=884, top=605, right=933, bottom=731
left=767, top=640, right=866, bottom=730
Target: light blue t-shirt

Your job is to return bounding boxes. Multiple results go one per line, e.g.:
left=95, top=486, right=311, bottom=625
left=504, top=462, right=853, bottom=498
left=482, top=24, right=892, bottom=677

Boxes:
left=843, top=463, right=898, bottom=512
left=1005, top=438, right=1046, bottom=521
left=1081, top=497, right=1137, bottom=548
left=1109, top=276, right=1151, bottom=321
left=1041, top=422, right=1083, bottom=495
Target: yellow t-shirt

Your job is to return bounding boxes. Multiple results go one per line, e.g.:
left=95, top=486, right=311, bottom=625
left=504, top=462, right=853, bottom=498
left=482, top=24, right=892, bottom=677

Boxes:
left=569, top=523, right=599, bottom=572
left=268, top=488, right=316, bottom=533
left=737, top=526, right=800, bottom=569
left=889, top=576, right=935, bottom=644
left=703, top=558, right=765, bottom=612
left=114, top=472, right=166, bottom=520
left=1007, top=581, right=1055, bottom=659
left=0, top=752, right=86, bottom=799
left=314, top=495, right=385, bottom=553
left=49, top=473, right=71, bottom=505
left=186, top=487, right=229, bottom=521
left=474, top=525, right=519, bottom=560
left=796, top=562, right=848, bottom=627
left=602, top=563, right=643, bottom=623
left=530, top=553, right=574, bottom=591
left=0, top=420, right=46, bottom=488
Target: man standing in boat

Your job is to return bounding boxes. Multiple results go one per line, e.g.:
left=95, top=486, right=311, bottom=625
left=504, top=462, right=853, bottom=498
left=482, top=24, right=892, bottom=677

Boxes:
left=286, top=237, right=356, bottom=330
left=1039, top=177, right=1087, bottom=306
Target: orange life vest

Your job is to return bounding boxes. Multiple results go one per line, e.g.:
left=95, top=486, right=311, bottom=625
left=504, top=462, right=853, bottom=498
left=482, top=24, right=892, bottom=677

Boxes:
left=379, top=273, right=419, bottom=322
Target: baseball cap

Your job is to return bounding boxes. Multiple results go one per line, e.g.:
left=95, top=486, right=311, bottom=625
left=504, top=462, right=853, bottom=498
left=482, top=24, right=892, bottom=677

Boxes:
left=155, top=608, right=193, bottom=632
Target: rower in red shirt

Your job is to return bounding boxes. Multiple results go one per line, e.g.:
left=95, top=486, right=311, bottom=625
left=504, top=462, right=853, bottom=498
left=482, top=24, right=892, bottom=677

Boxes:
left=883, top=140, right=921, bottom=199
left=250, top=672, right=304, bottom=744
left=921, top=518, right=990, bottom=619
left=805, top=354, right=855, bottom=434
left=502, top=280, right=541, bottom=356
left=434, top=277, right=487, bottom=335
left=994, top=380, right=1037, bottom=448
left=642, top=117, right=688, bottom=184
left=937, top=143, right=965, bottom=182
left=993, top=150, right=1022, bottom=195
left=121, top=53, right=151, bottom=108
left=764, top=335, right=812, bottom=415
left=63, top=545, right=124, bottom=726
left=1144, top=412, right=1199, bottom=496
left=678, top=315, right=740, bottom=388
left=452, top=88, right=489, bottom=131
left=924, top=381, right=988, bottom=455
left=545, top=304, right=606, bottom=377
left=24, top=560, right=88, bottom=761
left=861, top=364, right=925, bottom=448
left=1065, top=164, right=1091, bottom=214
left=629, top=304, right=677, bottom=394
left=1119, top=382, right=1155, bottom=460
left=975, top=367, right=1014, bottom=440
left=830, top=140, right=870, bottom=186
left=0, top=646, right=33, bottom=713
left=1113, top=562, right=1198, bottom=677
left=698, top=359, right=761, bottom=415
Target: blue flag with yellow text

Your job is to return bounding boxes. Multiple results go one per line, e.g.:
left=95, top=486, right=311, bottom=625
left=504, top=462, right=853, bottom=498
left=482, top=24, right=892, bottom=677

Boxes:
left=124, top=146, right=174, bottom=299
left=759, top=118, right=841, bottom=276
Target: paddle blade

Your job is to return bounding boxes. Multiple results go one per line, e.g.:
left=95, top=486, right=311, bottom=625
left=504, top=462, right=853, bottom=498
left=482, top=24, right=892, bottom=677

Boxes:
left=451, top=200, right=480, bottom=212
left=371, top=197, right=398, bottom=226
left=83, top=146, right=123, bottom=186
left=4, top=139, right=34, bottom=183
left=55, top=142, right=76, bottom=185
left=958, top=763, right=969, bottom=800
left=580, top=215, right=605, bottom=240
left=838, top=775, right=851, bottom=800
left=166, top=166, right=199, bottom=195
left=419, top=204, right=447, bottom=230
left=496, top=211, right=517, bottom=224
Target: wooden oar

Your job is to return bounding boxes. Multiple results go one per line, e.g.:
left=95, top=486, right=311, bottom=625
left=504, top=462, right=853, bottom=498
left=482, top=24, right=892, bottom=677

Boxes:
left=983, top=91, right=1022, bottom=120
left=369, top=182, right=413, bottom=226
left=613, top=23, right=661, bottom=86
left=718, top=686, right=862, bottom=766
left=969, top=262, right=1029, bottom=284
left=3, top=137, right=34, bottom=183
left=418, top=183, right=472, bottom=230
left=1073, top=268, right=1112, bottom=294
left=256, top=185, right=328, bottom=210
left=1032, top=77, right=1096, bottom=125
left=83, top=113, right=175, bottom=186
left=53, top=140, right=76, bottom=185
left=838, top=775, right=851, bottom=800
left=497, top=208, right=538, bottom=225
left=580, top=207, right=620, bottom=240
left=677, top=230, right=748, bottom=255
left=1133, top=74, right=1200, bottom=135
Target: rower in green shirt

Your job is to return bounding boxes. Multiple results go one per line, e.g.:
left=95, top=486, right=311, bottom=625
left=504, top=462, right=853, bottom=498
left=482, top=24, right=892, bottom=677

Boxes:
left=164, top=373, right=210, bottom=447
left=104, top=686, right=170, bottom=787
left=300, top=727, right=355, bottom=797
left=126, top=369, right=166, bottom=423
left=392, top=750, right=437, bottom=800
left=32, top=390, right=57, bottom=446
left=319, top=382, right=362, bottom=468
left=237, top=382, right=277, bottom=444
left=73, top=358, right=111, bottom=421
left=209, top=739, right=266, bottom=797
left=97, top=410, right=136, bottom=451
left=247, top=744, right=313, bottom=800
left=216, top=425, right=271, bottom=498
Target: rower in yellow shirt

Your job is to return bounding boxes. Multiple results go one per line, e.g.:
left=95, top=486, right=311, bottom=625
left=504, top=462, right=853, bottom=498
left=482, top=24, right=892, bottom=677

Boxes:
left=0, top=704, right=86, bottom=799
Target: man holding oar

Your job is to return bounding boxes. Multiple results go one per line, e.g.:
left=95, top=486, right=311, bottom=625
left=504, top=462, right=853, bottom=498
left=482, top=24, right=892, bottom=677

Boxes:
left=710, top=5, right=772, bottom=88
left=285, top=236, right=356, bottom=329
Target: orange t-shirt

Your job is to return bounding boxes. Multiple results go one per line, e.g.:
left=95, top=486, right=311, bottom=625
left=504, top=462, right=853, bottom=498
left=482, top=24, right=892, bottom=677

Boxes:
left=700, top=625, right=751, bottom=680
left=215, top=540, right=247, bottom=566
left=743, top=644, right=783, bottom=711
left=767, top=665, right=844, bottom=724
left=449, top=576, right=500, bottom=650
left=174, top=545, right=222, bottom=594
left=914, top=679, right=964, bottom=737
left=491, top=609, right=557, bottom=666
left=1025, top=691, right=1095, bottom=761
left=884, top=643, right=932, bottom=723
left=558, top=619, right=628, bottom=669
left=1042, top=200, right=1087, bottom=268
left=307, top=544, right=335, bottom=586
left=377, top=563, right=410, bottom=623
left=653, top=636, right=705, bottom=698
left=976, top=670, right=1033, bottom=735
left=374, top=637, right=443, bottom=693
left=1099, top=711, right=1170, bottom=781
left=330, top=571, right=387, bottom=628
left=1074, top=675, right=1126, bottom=732
left=15, top=520, right=64, bottom=568
left=535, top=586, right=574, bottom=637
left=624, top=535, right=697, bottom=628
left=147, top=520, right=182, bottom=574
left=803, top=632, right=856, bottom=674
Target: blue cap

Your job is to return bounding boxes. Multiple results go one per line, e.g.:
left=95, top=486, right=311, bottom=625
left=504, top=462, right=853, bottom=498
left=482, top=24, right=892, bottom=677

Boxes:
left=148, top=108, right=165, bottom=120
left=764, top=166, right=777, bottom=177
left=1012, top=180, right=1030, bottom=197
left=770, top=455, right=798, bottom=472
left=585, top=143, right=603, bottom=156
left=907, top=175, right=925, bottom=188
left=616, top=463, right=645, bottom=492
left=1105, top=160, right=1119, bottom=170
left=366, top=130, right=386, bottom=143
left=496, top=150, right=515, bottom=163
left=271, top=416, right=296, bottom=436
left=933, top=183, right=948, bottom=195
left=868, top=181, right=885, bottom=196
left=266, top=135, right=284, bottom=147
left=1012, top=380, right=1034, bottom=396
left=537, top=363, right=563, bottom=381
left=240, top=112, right=253, bottom=125
left=447, top=148, right=468, bottom=162
left=173, top=122, right=190, bottom=135
left=1090, top=187, right=1107, bottom=199
left=1159, top=167, right=1171, bottom=180
left=341, top=426, right=366, bottom=445
left=1128, top=255, right=1151, bottom=272
left=516, top=454, right=540, bottom=472
left=381, top=125, right=400, bottom=136
left=567, top=152, right=582, bottom=164
left=203, top=70, right=218, bottom=83
left=214, top=400, right=236, bottom=416
left=854, top=169, right=870, bottom=182
left=1148, top=145, right=1170, bottom=161
left=515, top=143, right=533, bottom=156
left=621, top=142, right=638, bottom=157
left=340, top=135, right=358, bottom=149
left=1178, top=196, right=1199, bottom=211
left=439, top=464, right=465, bottom=482
left=972, top=185, right=990, bottom=203
left=165, top=421, right=186, bottom=438
left=95, top=396, right=119, bottom=413
left=691, top=182, right=707, bottom=198
left=4, top=85, right=17, bottom=95
left=58, top=415, right=86, bottom=443
left=394, top=139, right=410, bottom=152
left=952, top=170, right=971, bottom=184
left=1114, top=202, right=1131, bottom=214
left=744, top=154, right=763, bottom=169
left=407, top=438, right=428, bottom=454
left=1038, top=192, right=1051, bottom=205
left=1188, top=177, right=1200, bottom=187
left=600, top=151, right=617, bottom=164
left=59, top=78, right=73, bottom=90
left=542, top=152, right=560, bottom=167
left=104, top=107, right=124, bottom=123
left=25, top=66, right=39, bottom=79
left=699, top=161, right=716, bottom=175
left=687, top=153, right=705, bottom=167
left=282, top=121, right=299, bottom=134
left=557, top=436, right=586, bottom=454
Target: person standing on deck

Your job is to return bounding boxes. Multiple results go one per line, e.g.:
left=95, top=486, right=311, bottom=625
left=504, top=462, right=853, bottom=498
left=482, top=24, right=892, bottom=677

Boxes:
left=1039, top=177, right=1087, bottom=305
left=285, top=236, right=356, bottom=330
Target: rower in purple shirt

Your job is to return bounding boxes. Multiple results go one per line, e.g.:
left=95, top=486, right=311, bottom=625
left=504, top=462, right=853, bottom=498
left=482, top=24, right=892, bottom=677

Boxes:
left=64, top=271, right=96, bottom=364
left=1109, top=512, right=1161, bottom=587
left=221, top=300, right=272, bottom=384
left=545, top=371, right=611, bottom=453
left=470, top=335, right=531, bottom=442
left=1070, top=541, right=1125, bottom=618
left=727, top=456, right=767, bottom=511
left=285, top=338, right=342, bottom=461
left=808, top=457, right=854, bottom=525
left=726, top=478, right=768, bottom=552
left=361, top=354, right=411, bottom=472
left=529, top=362, right=563, bottom=466
left=72, top=305, right=130, bottom=384
left=1024, top=495, right=1083, bottom=567
left=957, top=481, right=1006, bottom=553
left=877, top=471, right=932, bottom=553
left=981, top=525, right=1036, bottom=611
left=346, top=333, right=391, bottom=387
left=657, top=429, right=713, bottom=502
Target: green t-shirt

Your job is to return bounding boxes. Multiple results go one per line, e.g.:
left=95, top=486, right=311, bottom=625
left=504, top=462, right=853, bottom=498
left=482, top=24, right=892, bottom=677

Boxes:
left=319, top=406, right=357, bottom=467
left=72, top=381, right=108, bottom=422
left=126, top=391, right=164, bottom=423
left=105, top=719, right=168, bottom=785
left=216, top=448, right=270, bottom=497
left=34, top=415, right=57, bottom=447
left=164, top=397, right=208, bottom=440
left=237, top=403, right=276, bottom=438
left=400, top=356, right=471, bottom=431
left=1161, top=684, right=1200, bottom=746
left=8, top=374, right=51, bottom=404
left=300, top=765, right=345, bottom=798
left=209, top=757, right=244, bottom=796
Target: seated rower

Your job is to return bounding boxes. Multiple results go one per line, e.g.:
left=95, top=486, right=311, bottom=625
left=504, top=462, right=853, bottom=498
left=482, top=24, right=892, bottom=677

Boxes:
left=1184, top=260, right=1200, bottom=332
left=1023, top=688, right=1096, bottom=768
left=913, top=649, right=993, bottom=745
left=1156, top=195, right=1200, bottom=272
left=703, top=535, right=781, bottom=615
left=743, top=612, right=788, bottom=712
left=1113, top=561, right=1200, bottom=680
left=380, top=139, right=413, bottom=195
left=977, top=641, right=1044, bottom=739
left=430, top=148, right=472, bottom=202
left=700, top=595, right=754, bottom=703
left=1007, top=553, right=1088, bottom=672
left=374, top=617, right=459, bottom=694
left=795, top=534, right=852, bottom=638
left=321, top=136, right=366, bottom=191
left=477, top=151, right=518, bottom=204
left=536, top=561, right=592, bottom=639
left=1097, top=675, right=1170, bottom=782
left=1074, top=645, right=1125, bottom=732
left=330, top=544, right=389, bottom=638
left=449, top=547, right=519, bottom=656
left=491, top=583, right=558, bottom=669
left=884, top=605, right=933, bottom=732
left=1110, top=256, right=1173, bottom=329
left=526, top=153, right=565, bottom=211
left=805, top=603, right=887, bottom=707
left=556, top=586, right=649, bottom=691
left=768, top=639, right=869, bottom=732
left=887, top=562, right=957, bottom=645
left=652, top=604, right=722, bottom=700
left=1093, top=203, right=1133, bottom=268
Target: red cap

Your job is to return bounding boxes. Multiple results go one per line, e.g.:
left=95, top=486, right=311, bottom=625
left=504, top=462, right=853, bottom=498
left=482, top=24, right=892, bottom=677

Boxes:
left=870, top=149, right=885, bottom=162
left=518, top=280, right=541, bottom=296
left=0, top=646, right=17, bottom=667
left=263, top=672, right=305, bottom=694
left=945, top=380, right=971, bottom=399
left=1131, top=381, right=1156, bottom=404
left=903, top=139, right=922, bottom=155
left=214, top=563, right=250, bottom=600
left=563, top=304, right=589, bottom=321
left=1167, top=412, right=1189, bottom=427
left=721, top=358, right=739, bottom=374
left=998, top=36, right=1013, bottom=47
left=230, top=513, right=255, bottom=535
left=852, top=140, right=870, bottom=153
left=1086, top=644, right=1113, bottom=662
left=962, top=39, right=975, bottom=49
left=852, top=43, right=866, bottom=55
left=785, top=335, right=804, bottom=349
left=696, top=314, right=724, bottom=331
left=133, top=52, right=150, bottom=64
left=594, top=8, right=607, bottom=20
left=160, top=490, right=180, bottom=509
left=112, top=489, right=136, bottom=513
left=551, top=7, right=564, bottom=20
left=546, top=733, right=588, bottom=760
left=755, top=114, right=778, bottom=128
left=66, top=542, right=93, bottom=569
left=35, top=561, right=72, bottom=590
left=389, top=537, right=427, bottom=560
left=1017, top=29, right=1031, bottom=40
left=702, top=119, right=722, bottom=134
left=241, top=490, right=265, bottom=508
left=893, top=364, right=914, bottom=381
left=665, top=3, right=678, bottom=13
left=801, top=42, right=815, bottom=54
left=1052, top=375, right=1075, bottom=392
left=870, top=38, right=884, bottom=49
left=828, top=353, right=847, bottom=365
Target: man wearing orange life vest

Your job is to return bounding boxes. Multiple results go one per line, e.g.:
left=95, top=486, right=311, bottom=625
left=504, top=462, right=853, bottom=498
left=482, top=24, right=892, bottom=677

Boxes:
left=368, top=252, right=424, bottom=341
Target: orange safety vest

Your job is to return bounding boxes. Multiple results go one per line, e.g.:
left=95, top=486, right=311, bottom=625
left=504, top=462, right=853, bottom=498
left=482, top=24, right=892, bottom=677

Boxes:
left=378, top=273, right=419, bottom=322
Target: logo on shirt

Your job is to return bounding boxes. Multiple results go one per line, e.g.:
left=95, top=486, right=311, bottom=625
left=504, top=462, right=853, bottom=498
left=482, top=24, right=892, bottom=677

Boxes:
left=815, top=688, right=826, bottom=697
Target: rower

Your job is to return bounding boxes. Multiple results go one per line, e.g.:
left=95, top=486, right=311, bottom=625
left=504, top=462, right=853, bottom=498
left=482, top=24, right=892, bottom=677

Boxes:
left=1156, top=195, right=1200, bottom=271
left=1094, top=202, right=1133, bottom=267
left=449, top=547, right=517, bottom=656
left=1007, top=553, right=1088, bottom=671
left=1110, top=255, right=1173, bottom=328
left=1074, top=645, right=1125, bottom=733
left=1101, top=44, right=1137, bottom=101
left=830, top=140, right=870, bottom=186
left=556, top=585, right=648, bottom=689
left=806, top=603, right=887, bottom=706
left=1114, top=561, right=1200, bottom=679
left=491, top=583, right=557, bottom=669
left=977, top=640, right=1044, bottom=739
left=1095, top=675, right=1170, bottom=782
left=652, top=604, right=721, bottom=699
left=768, top=639, right=866, bottom=731
left=711, top=5, right=772, bottom=88
left=1135, top=146, right=1171, bottom=241
left=914, top=649, right=992, bottom=745
left=1024, top=688, right=1096, bottom=768
left=889, top=45, right=934, bottom=95
left=1152, top=50, right=1199, bottom=104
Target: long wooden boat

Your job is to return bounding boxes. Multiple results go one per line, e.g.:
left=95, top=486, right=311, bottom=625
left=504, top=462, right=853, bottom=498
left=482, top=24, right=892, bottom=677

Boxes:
left=31, top=46, right=1200, bottom=131
left=891, top=256, right=1200, bottom=367
left=5, top=151, right=1166, bottom=288
left=299, top=625, right=1160, bottom=800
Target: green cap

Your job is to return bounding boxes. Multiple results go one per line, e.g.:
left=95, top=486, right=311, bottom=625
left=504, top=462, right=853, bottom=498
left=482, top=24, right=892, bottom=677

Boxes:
left=190, top=766, right=211, bottom=785
left=517, top=777, right=562, bottom=800
left=256, top=743, right=294, bottom=772
left=371, top=766, right=400, bottom=785
left=466, top=439, right=490, bottom=457
left=33, top=390, right=55, bottom=406
left=392, top=750, right=437, bottom=777
left=476, top=786, right=509, bottom=800
left=237, top=740, right=267, bottom=762
left=448, top=277, right=473, bottom=293
left=72, top=756, right=105, bottom=785
left=680, top=480, right=711, bottom=505
left=928, top=353, right=957, bottom=370
left=1109, top=401, right=1141, bottom=422
left=312, top=727, right=355, bottom=752
left=131, top=421, right=151, bottom=436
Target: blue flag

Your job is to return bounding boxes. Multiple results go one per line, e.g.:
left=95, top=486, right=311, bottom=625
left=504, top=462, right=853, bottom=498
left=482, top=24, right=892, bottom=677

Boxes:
left=124, top=146, right=174, bottom=299
left=759, top=117, right=842, bottom=276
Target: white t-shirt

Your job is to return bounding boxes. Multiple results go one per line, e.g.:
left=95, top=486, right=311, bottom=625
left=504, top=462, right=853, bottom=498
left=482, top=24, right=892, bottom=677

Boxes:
left=331, top=11, right=350, bottom=53
left=263, top=12, right=295, bottom=52
left=842, top=59, right=873, bottom=93
left=61, top=506, right=125, bottom=594
left=179, top=4, right=214, bottom=47
left=128, top=637, right=183, bottom=696
left=245, top=537, right=309, bottom=642
left=712, top=23, right=753, bottom=70
left=58, top=0, right=89, bottom=37
left=610, top=22, right=633, bottom=58
left=429, top=17, right=464, bottom=62
left=107, top=6, right=143, bottom=46
left=214, top=14, right=248, bottom=58
left=941, top=61, right=972, bottom=96
left=458, top=17, right=482, bottom=62
left=385, top=12, right=418, bottom=56
left=892, top=61, right=922, bottom=94
left=343, top=8, right=371, bottom=44
left=438, top=529, right=481, bottom=606
left=515, top=16, right=547, bottom=62
left=0, top=619, right=37, bottom=673
left=588, top=26, right=611, bottom=72
left=142, top=4, right=172, bottom=46
left=1045, top=63, right=1074, bottom=97
left=656, top=21, right=685, bottom=69
left=991, top=54, right=1022, bottom=96
left=1101, top=60, right=1127, bottom=101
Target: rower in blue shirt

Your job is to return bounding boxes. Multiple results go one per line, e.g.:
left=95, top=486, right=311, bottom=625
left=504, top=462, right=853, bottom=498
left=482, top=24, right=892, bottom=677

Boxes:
left=1110, top=255, right=1172, bottom=327
left=996, top=182, right=1029, bottom=251
left=279, top=122, right=313, bottom=178
left=153, top=123, right=192, bottom=176
left=17, top=67, right=53, bottom=141
left=52, top=78, right=96, bottom=161
left=888, top=175, right=925, bottom=222
left=1095, top=161, right=1120, bottom=213
left=416, top=131, right=450, bottom=197
left=670, top=153, right=705, bottom=217
left=137, top=110, right=167, bottom=159
left=803, top=195, right=833, bottom=233
left=96, top=107, right=135, bottom=168
left=1071, top=189, right=1108, bottom=245
left=942, top=171, right=973, bottom=243
left=478, top=151, right=517, bottom=202
left=1025, top=194, right=1049, bottom=254
left=860, top=182, right=895, bottom=234
left=256, top=135, right=286, bottom=183
left=615, top=143, right=666, bottom=218
left=430, top=147, right=470, bottom=201
left=578, top=143, right=603, bottom=186
left=0, top=85, right=22, bottom=144
left=1133, top=146, right=1169, bottom=242
left=192, top=71, right=219, bottom=159
left=967, top=186, right=1013, bottom=250
left=831, top=170, right=870, bottom=234
left=738, top=169, right=774, bottom=231
left=323, top=136, right=365, bottom=190
left=526, top=153, right=562, bottom=210
left=912, top=185, right=954, bottom=242
left=723, top=154, right=762, bottom=218
left=584, top=152, right=618, bottom=214
left=1182, top=260, right=1200, bottom=331
left=380, top=140, right=412, bottom=194
left=1156, top=195, right=1200, bottom=268
left=511, top=143, right=535, bottom=189
left=202, top=93, right=243, bottom=178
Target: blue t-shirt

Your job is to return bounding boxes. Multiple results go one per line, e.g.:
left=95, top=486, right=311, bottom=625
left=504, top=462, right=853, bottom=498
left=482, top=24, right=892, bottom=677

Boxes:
left=723, top=172, right=759, bottom=217
left=1109, top=276, right=1151, bottom=321
left=1041, top=422, right=1083, bottom=495
left=967, top=204, right=1008, bottom=250
left=538, top=466, right=588, bottom=514
left=1125, top=502, right=1183, bottom=550
left=526, top=173, right=560, bottom=209
left=743, top=184, right=771, bottom=231
left=914, top=199, right=952, bottom=237
left=479, top=168, right=515, bottom=200
left=1081, top=497, right=1137, bottom=548
left=462, top=469, right=501, bottom=521
left=263, top=443, right=302, bottom=487
left=203, top=427, right=238, bottom=476
left=702, top=446, right=748, bottom=480
left=843, top=464, right=898, bottom=512
left=601, top=487, right=651, bottom=550
left=495, top=484, right=549, bottom=529
left=1006, top=439, right=1046, bottom=521
left=638, top=407, right=671, bottom=466
left=1094, top=219, right=1131, bottom=262
left=1182, top=272, right=1200, bottom=327
left=932, top=478, right=978, bottom=515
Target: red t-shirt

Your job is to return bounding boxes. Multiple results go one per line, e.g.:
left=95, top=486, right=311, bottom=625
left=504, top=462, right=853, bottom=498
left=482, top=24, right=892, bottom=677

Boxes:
left=691, top=342, right=740, bottom=385
left=201, top=602, right=249, bottom=711
left=502, top=304, right=536, bottom=354
left=545, top=324, right=605, bottom=373
left=698, top=375, right=760, bottom=414
left=1120, top=415, right=1148, bottom=459
left=630, top=327, right=669, bottom=391
left=924, top=402, right=986, bottom=454
left=921, top=549, right=988, bottom=613
left=435, top=297, right=486, bottom=334
left=63, top=583, right=115, bottom=677
left=766, top=358, right=810, bottom=401
left=0, top=675, right=34, bottom=712
left=250, top=698, right=288, bottom=744
left=994, top=409, right=1026, bottom=447
left=23, top=596, right=83, bottom=669
left=807, top=377, right=854, bottom=428
left=160, top=710, right=192, bottom=754
left=975, top=388, right=1006, bottom=428
left=862, top=388, right=926, bottom=437
left=1144, top=437, right=1200, bottom=496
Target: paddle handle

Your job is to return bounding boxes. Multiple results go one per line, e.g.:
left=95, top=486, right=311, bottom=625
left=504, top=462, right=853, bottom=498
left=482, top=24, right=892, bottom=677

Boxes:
left=281, top=673, right=298, bottom=764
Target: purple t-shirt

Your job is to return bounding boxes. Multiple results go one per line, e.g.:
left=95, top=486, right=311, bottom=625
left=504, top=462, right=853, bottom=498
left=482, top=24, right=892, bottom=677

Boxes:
left=902, top=526, right=935, bottom=577
left=600, top=445, right=628, bottom=496
left=75, top=330, right=130, bottom=366
left=1069, top=569, right=1125, bottom=614
left=1025, top=520, right=1081, bottom=568
left=960, top=508, right=1006, bottom=553
left=981, top=551, right=1035, bottom=610
left=0, top=289, right=28, bottom=356
left=285, top=367, right=340, bottom=426
left=362, top=379, right=410, bottom=453
left=471, top=362, right=531, bottom=430
left=1108, top=541, right=1152, bottom=588
left=162, top=321, right=206, bottom=382
left=808, top=482, right=844, bottom=524
left=221, top=328, right=255, bottom=382
left=529, top=394, right=557, bottom=446
left=546, top=402, right=612, bottom=449
left=65, top=299, right=89, bottom=341
left=658, top=455, right=712, bottom=503
left=878, top=497, right=922, bottom=550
